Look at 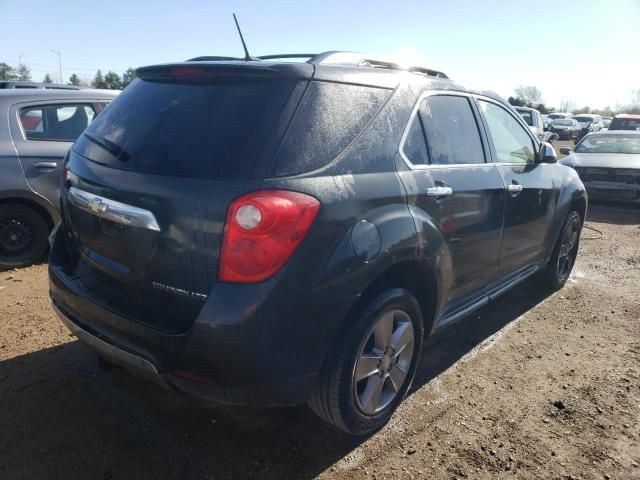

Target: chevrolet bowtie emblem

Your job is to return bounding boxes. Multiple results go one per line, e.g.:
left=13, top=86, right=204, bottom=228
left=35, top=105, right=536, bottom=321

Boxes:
left=88, top=197, right=108, bottom=214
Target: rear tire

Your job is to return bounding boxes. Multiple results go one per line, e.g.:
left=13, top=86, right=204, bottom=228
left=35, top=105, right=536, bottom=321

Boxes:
left=537, top=211, right=582, bottom=290
left=308, top=289, right=424, bottom=435
left=0, top=204, right=50, bottom=269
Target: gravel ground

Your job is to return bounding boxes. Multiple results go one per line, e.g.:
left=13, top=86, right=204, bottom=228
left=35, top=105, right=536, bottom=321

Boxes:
left=1, top=154, right=639, bottom=479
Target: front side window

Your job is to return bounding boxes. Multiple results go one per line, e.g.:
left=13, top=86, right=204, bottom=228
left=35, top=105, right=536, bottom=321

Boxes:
left=19, top=104, right=96, bottom=141
left=419, top=95, right=485, bottom=165
left=478, top=100, right=536, bottom=164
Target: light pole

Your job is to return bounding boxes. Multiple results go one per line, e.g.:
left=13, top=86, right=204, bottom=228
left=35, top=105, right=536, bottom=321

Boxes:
left=50, top=49, right=62, bottom=83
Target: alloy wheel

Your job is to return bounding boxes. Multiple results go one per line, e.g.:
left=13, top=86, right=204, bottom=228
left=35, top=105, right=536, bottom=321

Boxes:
left=557, top=217, right=580, bottom=282
left=353, top=309, right=415, bottom=415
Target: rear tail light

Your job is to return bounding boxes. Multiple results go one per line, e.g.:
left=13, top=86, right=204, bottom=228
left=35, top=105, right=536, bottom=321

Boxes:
left=168, top=66, right=205, bottom=77
left=219, top=190, right=321, bottom=283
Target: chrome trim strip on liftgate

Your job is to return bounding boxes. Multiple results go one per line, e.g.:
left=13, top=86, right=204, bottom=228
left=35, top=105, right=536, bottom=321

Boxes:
left=67, top=186, right=160, bottom=231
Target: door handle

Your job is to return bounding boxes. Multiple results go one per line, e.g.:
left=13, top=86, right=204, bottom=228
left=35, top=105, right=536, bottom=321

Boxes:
left=34, top=161, right=58, bottom=170
left=506, top=183, right=523, bottom=194
left=426, top=186, right=453, bottom=197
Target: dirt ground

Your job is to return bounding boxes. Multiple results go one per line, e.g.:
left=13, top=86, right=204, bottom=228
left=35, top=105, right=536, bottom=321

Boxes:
left=1, top=145, right=639, bottom=479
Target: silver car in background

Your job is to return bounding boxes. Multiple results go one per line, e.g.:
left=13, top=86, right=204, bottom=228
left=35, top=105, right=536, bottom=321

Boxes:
left=560, top=131, right=640, bottom=203
left=515, top=106, right=556, bottom=142
left=573, top=114, right=603, bottom=138
left=0, top=89, right=118, bottom=269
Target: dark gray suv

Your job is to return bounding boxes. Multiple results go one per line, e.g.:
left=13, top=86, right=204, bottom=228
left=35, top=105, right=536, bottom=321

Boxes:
left=49, top=52, right=587, bottom=435
left=0, top=89, right=118, bottom=268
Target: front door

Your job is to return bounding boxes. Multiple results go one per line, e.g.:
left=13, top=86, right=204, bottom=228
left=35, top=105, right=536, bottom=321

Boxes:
left=397, top=93, right=505, bottom=309
left=475, top=98, right=556, bottom=275
left=10, top=101, right=98, bottom=206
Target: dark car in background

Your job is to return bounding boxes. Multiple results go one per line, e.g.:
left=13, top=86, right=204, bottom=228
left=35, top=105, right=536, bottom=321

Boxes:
left=560, top=131, right=640, bottom=203
left=49, top=52, right=587, bottom=435
left=550, top=118, right=581, bottom=139
left=0, top=89, right=118, bottom=269
left=609, top=114, right=640, bottom=131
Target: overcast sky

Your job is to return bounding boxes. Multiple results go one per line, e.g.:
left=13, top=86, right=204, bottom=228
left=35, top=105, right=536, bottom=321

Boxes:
left=1, top=0, right=638, bottom=109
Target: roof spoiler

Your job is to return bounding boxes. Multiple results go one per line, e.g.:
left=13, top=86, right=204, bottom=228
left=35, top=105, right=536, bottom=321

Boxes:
left=185, top=51, right=449, bottom=79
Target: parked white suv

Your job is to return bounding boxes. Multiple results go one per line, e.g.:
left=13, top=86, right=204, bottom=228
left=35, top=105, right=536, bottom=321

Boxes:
left=515, top=106, right=556, bottom=143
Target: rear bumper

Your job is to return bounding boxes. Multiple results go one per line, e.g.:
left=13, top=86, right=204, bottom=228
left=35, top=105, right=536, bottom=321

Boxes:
left=52, top=301, right=169, bottom=389
left=49, top=227, right=356, bottom=407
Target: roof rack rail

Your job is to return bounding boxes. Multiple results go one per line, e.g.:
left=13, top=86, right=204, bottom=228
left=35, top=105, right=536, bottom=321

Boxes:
left=258, top=53, right=318, bottom=60
left=186, top=51, right=449, bottom=79
left=310, top=52, right=449, bottom=79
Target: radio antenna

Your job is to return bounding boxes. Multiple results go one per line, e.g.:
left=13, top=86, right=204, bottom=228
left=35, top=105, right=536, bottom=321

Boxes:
left=233, top=13, right=258, bottom=61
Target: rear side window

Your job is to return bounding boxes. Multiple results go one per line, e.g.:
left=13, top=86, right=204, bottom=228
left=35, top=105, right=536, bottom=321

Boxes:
left=77, top=78, right=296, bottom=179
left=272, top=82, right=390, bottom=176
left=402, top=115, right=429, bottom=165
left=404, top=95, right=485, bottom=166
left=19, top=104, right=96, bottom=141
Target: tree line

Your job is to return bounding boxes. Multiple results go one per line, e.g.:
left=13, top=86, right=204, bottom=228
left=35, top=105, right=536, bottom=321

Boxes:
left=0, top=62, right=136, bottom=90
left=509, top=85, right=640, bottom=116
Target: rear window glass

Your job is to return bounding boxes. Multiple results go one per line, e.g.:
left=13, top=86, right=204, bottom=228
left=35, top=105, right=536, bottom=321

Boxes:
left=272, top=82, right=390, bottom=176
left=609, top=118, right=640, bottom=131
left=517, top=110, right=534, bottom=126
left=76, top=77, right=296, bottom=179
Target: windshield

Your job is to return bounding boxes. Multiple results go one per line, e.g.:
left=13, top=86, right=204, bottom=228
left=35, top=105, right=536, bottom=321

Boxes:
left=548, top=114, right=566, bottom=120
left=75, top=77, right=296, bottom=179
left=573, top=117, right=593, bottom=124
left=575, top=134, right=640, bottom=154
left=517, top=110, right=534, bottom=126
left=553, top=120, right=573, bottom=126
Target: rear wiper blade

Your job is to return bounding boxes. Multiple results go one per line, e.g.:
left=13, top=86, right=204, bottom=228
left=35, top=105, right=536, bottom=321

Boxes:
left=83, top=132, right=130, bottom=161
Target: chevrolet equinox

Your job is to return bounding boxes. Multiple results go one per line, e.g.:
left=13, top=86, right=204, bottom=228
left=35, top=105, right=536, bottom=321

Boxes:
left=49, top=52, right=587, bottom=435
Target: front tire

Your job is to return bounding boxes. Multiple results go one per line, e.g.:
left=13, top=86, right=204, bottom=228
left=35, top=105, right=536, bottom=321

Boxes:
left=308, top=289, right=424, bottom=435
left=0, top=204, right=50, bottom=269
left=537, top=211, right=582, bottom=290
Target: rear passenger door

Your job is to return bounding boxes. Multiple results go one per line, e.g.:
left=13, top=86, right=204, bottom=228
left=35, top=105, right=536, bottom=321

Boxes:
left=475, top=98, right=556, bottom=276
left=397, top=93, right=505, bottom=307
left=10, top=101, right=98, bottom=207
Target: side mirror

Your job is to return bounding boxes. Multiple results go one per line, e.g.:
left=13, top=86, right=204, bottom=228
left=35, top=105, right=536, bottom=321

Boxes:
left=559, top=147, right=571, bottom=155
left=537, top=142, right=557, bottom=164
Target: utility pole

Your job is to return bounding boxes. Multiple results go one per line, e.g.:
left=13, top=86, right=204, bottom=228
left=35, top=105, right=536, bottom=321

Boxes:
left=50, top=49, right=62, bottom=83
